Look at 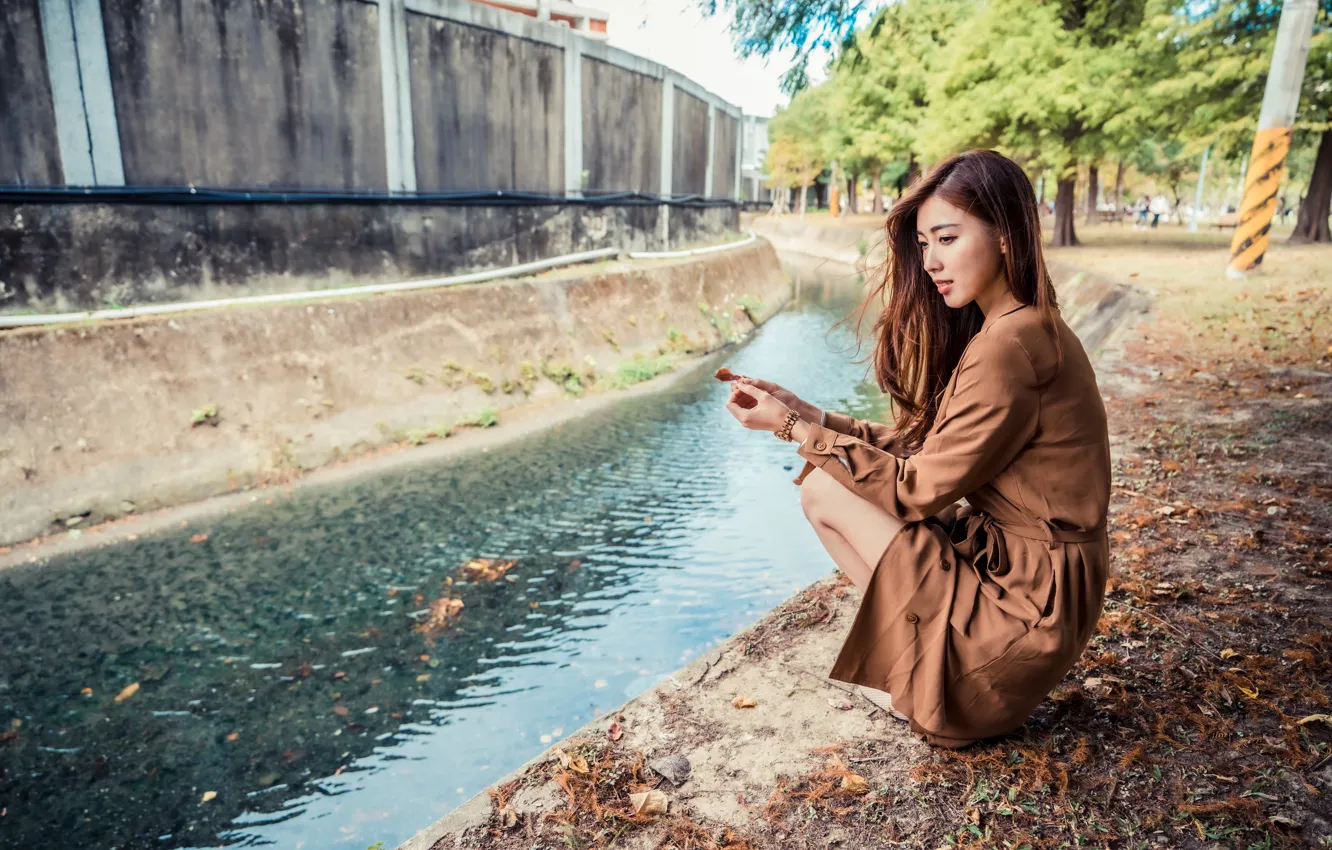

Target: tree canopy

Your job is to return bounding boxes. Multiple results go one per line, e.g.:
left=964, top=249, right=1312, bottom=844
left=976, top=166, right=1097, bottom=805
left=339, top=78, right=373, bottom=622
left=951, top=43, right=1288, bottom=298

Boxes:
left=715, top=0, right=1332, bottom=245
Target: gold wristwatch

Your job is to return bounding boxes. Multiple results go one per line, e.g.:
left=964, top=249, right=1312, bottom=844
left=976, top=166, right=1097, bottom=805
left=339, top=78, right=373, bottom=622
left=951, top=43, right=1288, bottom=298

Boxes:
left=775, top=410, right=800, bottom=442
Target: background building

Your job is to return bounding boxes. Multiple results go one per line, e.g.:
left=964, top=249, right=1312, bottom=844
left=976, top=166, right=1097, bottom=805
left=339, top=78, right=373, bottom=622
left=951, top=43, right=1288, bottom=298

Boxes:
left=473, top=0, right=609, bottom=40
left=740, top=113, right=772, bottom=207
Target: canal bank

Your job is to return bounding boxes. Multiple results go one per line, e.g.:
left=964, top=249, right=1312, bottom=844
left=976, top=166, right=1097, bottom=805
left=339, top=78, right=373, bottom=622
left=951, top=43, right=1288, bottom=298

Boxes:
left=0, top=237, right=789, bottom=554
left=401, top=219, right=1151, bottom=850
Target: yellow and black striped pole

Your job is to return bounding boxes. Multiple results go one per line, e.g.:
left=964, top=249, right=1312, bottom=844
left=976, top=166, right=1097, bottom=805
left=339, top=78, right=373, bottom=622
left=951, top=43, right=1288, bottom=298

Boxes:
left=1228, top=0, right=1318, bottom=277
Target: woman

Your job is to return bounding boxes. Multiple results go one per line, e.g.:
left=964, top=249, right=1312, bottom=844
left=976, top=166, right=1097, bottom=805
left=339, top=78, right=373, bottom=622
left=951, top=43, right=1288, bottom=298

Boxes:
left=724, top=149, right=1110, bottom=749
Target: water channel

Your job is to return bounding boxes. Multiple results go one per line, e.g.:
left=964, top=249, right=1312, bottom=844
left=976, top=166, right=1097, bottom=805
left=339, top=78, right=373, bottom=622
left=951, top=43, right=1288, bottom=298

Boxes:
left=0, top=259, right=892, bottom=850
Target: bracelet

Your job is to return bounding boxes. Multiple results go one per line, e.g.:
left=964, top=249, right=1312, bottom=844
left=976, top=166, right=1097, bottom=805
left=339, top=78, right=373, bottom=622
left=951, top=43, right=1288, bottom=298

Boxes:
left=775, top=410, right=799, bottom=442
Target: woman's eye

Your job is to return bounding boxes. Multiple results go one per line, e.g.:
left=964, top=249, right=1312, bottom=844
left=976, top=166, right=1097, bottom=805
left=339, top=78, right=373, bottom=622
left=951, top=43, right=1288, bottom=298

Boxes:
left=917, top=242, right=928, bottom=250
left=939, top=236, right=956, bottom=245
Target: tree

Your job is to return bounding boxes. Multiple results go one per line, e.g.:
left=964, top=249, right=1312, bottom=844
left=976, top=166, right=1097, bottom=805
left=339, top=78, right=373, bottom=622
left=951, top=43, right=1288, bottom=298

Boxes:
left=767, top=85, right=835, bottom=214
left=919, top=0, right=1157, bottom=246
left=1144, top=1, right=1332, bottom=242
left=832, top=0, right=970, bottom=211
left=696, top=0, right=873, bottom=92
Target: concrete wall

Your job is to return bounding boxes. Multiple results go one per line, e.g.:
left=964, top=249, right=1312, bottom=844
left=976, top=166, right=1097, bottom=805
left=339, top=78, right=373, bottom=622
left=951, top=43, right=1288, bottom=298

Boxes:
left=581, top=56, right=662, bottom=194
left=0, top=239, right=791, bottom=547
left=102, top=0, right=387, bottom=188
left=409, top=14, right=564, bottom=192
left=672, top=90, right=709, bottom=196
left=0, top=202, right=744, bottom=311
left=0, top=0, right=62, bottom=185
left=713, top=110, right=738, bottom=199
left=0, top=0, right=748, bottom=311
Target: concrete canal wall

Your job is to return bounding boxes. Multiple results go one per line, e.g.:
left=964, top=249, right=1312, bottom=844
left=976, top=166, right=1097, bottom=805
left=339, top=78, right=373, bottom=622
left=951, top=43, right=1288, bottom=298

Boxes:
left=0, top=239, right=791, bottom=548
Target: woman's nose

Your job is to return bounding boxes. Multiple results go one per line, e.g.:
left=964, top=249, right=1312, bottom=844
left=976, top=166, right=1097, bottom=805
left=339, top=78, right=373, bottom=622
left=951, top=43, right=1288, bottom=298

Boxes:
left=923, top=247, right=943, bottom=274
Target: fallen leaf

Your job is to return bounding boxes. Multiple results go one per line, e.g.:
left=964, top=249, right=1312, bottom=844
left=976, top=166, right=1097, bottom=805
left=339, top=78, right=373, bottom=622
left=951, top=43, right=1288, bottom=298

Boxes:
left=333, top=705, right=349, bottom=717
left=1297, top=714, right=1332, bottom=726
left=1220, top=648, right=1241, bottom=660
left=628, top=789, right=669, bottom=816
left=201, top=791, right=217, bottom=803
left=732, top=695, right=757, bottom=709
left=554, top=749, right=589, bottom=774
left=608, top=722, right=624, bottom=741
left=225, top=732, right=239, bottom=742
left=80, top=687, right=93, bottom=696
left=189, top=533, right=209, bottom=544
left=839, top=773, right=869, bottom=795
left=1238, top=685, right=1259, bottom=699
left=498, top=805, right=518, bottom=829
left=114, top=682, right=140, bottom=703
left=416, top=674, right=431, bottom=683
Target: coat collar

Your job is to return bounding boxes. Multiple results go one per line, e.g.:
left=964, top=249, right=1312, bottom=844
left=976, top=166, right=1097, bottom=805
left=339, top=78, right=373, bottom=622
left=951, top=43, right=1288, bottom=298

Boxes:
left=980, top=301, right=1028, bottom=332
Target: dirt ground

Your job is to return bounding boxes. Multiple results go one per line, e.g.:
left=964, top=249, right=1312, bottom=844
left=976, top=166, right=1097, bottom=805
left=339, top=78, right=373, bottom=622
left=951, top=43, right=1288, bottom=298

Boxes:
left=410, top=228, right=1331, bottom=850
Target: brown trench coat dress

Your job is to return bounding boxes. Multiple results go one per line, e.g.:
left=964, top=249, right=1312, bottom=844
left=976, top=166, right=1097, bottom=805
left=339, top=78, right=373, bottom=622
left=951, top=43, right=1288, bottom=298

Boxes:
left=792, top=304, right=1111, bottom=748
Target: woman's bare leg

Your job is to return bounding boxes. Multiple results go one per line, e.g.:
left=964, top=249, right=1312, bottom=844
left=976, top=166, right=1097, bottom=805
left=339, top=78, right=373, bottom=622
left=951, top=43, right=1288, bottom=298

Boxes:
left=800, top=466, right=906, bottom=593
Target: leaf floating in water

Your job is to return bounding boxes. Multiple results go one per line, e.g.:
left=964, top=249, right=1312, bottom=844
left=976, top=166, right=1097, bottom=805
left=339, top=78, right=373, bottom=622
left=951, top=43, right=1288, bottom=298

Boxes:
left=200, top=791, right=217, bottom=803
left=414, top=597, right=465, bottom=637
left=225, top=732, right=240, bottom=742
left=189, top=533, right=209, bottom=544
left=114, top=683, right=140, bottom=703
left=454, top=558, right=517, bottom=583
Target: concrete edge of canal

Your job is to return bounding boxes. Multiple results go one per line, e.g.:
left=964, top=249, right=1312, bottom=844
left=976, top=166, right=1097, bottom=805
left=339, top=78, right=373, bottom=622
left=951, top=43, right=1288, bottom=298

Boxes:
left=397, top=219, right=1155, bottom=850
left=0, top=237, right=792, bottom=557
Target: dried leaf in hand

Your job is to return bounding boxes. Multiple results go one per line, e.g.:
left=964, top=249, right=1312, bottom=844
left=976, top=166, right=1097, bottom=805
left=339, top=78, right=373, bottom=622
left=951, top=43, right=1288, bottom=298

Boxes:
left=714, top=368, right=739, bottom=382
left=114, top=682, right=140, bottom=703
left=628, top=789, right=669, bottom=816
left=731, top=695, right=757, bottom=709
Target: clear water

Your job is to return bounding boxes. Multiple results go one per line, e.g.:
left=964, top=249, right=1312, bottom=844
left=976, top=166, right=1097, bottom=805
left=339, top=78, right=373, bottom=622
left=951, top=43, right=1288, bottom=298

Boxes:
left=0, top=260, right=891, bottom=850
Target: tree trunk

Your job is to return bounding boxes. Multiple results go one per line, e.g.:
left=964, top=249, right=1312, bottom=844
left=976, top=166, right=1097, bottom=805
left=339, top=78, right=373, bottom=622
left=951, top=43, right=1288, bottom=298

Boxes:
left=847, top=176, right=857, bottom=214
left=1290, top=128, right=1332, bottom=244
left=1053, top=172, right=1079, bottom=247
left=1085, top=164, right=1099, bottom=225
left=873, top=166, right=884, bottom=213
left=1113, top=161, right=1125, bottom=210
left=798, top=184, right=807, bottom=217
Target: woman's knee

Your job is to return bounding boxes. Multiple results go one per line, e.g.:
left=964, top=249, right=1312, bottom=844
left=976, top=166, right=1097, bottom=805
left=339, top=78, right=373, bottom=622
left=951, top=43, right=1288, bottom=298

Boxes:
left=800, top=466, right=837, bottom=523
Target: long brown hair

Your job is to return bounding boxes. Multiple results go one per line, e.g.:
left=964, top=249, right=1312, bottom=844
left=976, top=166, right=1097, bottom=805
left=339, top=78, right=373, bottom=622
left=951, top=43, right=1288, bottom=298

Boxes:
left=851, top=149, right=1060, bottom=448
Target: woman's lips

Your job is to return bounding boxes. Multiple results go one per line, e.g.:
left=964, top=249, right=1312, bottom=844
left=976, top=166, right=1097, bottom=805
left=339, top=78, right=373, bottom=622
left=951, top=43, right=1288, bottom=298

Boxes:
left=935, top=281, right=953, bottom=294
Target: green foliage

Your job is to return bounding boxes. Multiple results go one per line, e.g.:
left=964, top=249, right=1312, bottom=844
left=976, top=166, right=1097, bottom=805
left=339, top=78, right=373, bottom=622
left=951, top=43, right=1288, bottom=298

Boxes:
left=458, top=407, right=499, bottom=429
left=190, top=403, right=220, bottom=427
left=604, top=354, right=675, bottom=389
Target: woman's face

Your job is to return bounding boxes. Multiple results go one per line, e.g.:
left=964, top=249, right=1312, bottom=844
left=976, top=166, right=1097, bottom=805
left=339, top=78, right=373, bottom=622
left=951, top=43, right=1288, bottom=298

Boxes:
left=915, top=194, right=1007, bottom=311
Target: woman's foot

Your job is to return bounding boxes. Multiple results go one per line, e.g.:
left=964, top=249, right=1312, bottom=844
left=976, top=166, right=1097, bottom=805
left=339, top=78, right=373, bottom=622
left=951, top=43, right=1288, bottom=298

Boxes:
left=856, top=685, right=910, bottom=724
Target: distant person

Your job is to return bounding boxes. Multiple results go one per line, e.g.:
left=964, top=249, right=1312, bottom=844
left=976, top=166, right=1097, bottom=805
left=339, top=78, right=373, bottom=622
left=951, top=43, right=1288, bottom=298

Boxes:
left=1134, top=196, right=1150, bottom=230
left=1149, top=194, right=1169, bottom=228
left=722, top=149, right=1110, bottom=749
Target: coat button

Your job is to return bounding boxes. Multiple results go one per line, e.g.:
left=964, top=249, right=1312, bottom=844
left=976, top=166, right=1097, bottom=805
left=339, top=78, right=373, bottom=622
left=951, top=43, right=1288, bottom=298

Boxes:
left=939, top=558, right=951, bottom=572
left=814, top=440, right=827, bottom=451
left=905, top=612, right=919, bottom=624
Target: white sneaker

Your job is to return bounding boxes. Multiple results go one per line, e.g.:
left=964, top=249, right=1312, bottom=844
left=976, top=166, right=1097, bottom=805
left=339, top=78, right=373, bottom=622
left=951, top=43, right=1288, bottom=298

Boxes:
left=856, top=685, right=910, bottom=724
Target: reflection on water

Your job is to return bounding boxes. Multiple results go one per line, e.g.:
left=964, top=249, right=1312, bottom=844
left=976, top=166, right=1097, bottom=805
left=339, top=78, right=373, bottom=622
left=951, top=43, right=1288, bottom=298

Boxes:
left=0, top=259, right=889, bottom=850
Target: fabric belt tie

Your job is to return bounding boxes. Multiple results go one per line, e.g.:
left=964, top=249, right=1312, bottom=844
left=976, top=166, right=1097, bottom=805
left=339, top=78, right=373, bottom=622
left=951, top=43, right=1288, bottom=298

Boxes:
left=958, top=514, right=1104, bottom=576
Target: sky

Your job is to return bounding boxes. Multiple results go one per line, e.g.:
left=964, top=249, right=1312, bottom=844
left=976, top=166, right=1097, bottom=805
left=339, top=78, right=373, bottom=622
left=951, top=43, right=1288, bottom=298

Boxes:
left=589, top=0, right=826, bottom=117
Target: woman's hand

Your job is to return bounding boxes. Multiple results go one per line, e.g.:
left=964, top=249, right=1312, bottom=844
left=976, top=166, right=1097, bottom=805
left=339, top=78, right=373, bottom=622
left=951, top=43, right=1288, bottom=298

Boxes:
left=724, top=383, right=794, bottom=433
left=733, top=376, right=822, bottom=423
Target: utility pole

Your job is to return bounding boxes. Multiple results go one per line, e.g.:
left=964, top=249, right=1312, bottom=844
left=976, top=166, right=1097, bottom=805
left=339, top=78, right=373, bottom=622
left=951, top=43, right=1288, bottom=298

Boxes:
left=1227, top=0, right=1317, bottom=276
left=1190, top=145, right=1210, bottom=233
